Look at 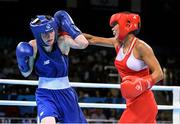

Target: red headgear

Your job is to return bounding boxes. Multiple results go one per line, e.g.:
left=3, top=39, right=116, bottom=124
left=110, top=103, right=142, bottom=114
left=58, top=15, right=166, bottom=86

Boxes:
left=109, top=12, right=141, bottom=41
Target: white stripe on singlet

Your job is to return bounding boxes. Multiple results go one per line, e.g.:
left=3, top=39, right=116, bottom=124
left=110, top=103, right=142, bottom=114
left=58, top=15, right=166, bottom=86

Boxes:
left=38, top=76, right=70, bottom=89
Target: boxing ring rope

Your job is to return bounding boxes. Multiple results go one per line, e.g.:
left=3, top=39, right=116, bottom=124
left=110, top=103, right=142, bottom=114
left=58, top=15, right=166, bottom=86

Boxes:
left=0, top=79, right=180, bottom=123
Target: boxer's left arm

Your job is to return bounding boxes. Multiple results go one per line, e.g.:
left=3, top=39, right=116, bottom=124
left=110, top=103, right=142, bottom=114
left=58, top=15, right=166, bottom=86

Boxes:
left=69, top=34, right=89, bottom=49
left=137, top=41, right=164, bottom=84
left=121, top=41, right=163, bottom=99
left=58, top=34, right=88, bottom=56
left=59, top=34, right=88, bottom=50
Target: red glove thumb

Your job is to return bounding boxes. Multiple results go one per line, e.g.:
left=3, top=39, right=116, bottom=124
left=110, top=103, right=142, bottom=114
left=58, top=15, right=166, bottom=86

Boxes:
left=142, top=75, right=155, bottom=89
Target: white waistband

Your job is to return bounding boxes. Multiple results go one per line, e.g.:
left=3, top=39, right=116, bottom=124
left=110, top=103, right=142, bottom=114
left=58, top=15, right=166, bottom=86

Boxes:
left=38, top=76, right=70, bottom=89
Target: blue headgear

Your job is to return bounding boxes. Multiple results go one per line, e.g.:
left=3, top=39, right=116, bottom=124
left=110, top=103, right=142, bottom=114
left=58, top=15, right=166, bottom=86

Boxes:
left=30, top=15, right=58, bottom=46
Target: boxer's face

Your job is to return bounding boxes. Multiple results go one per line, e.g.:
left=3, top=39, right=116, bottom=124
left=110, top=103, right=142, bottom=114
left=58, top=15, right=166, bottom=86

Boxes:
left=112, top=24, right=119, bottom=40
left=41, top=30, right=55, bottom=46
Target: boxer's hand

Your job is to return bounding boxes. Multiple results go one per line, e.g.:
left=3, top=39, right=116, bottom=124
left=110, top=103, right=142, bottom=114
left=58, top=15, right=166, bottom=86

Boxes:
left=121, top=75, right=154, bottom=99
left=54, top=10, right=82, bottom=39
left=16, top=42, right=33, bottom=72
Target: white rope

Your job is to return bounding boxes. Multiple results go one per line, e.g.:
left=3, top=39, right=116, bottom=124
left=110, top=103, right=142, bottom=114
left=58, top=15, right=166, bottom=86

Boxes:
left=0, top=100, right=36, bottom=106
left=0, top=79, right=38, bottom=86
left=1, top=79, right=180, bottom=91
left=1, top=79, right=180, bottom=123
left=0, top=100, right=179, bottom=110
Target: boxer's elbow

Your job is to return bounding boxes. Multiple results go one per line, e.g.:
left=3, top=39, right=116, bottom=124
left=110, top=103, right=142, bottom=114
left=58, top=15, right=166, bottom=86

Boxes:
left=80, top=40, right=89, bottom=49
left=21, top=71, right=32, bottom=78
left=75, top=34, right=89, bottom=49
left=157, top=69, right=164, bottom=82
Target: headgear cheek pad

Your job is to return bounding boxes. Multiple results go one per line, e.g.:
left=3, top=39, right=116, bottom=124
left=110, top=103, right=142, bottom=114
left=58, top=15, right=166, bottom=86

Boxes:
left=30, top=15, right=58, bottom=46
left=110, top=12, right=141, bottom=41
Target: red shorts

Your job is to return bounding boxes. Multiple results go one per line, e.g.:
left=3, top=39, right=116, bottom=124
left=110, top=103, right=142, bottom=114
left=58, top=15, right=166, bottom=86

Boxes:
left=119, top=90, right=158, bottom=123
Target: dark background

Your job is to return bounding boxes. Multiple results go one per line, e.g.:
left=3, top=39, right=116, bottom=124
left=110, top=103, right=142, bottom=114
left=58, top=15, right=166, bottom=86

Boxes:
left=0, top=1, right=178, bottom=121
left=0, top=0, right=180, bottom=64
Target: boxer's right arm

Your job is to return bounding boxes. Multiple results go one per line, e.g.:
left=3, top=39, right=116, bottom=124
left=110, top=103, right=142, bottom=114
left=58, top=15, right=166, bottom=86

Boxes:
left=83, top=33, right=117, bottom=48
left=16, top=41, right=35, bottom=77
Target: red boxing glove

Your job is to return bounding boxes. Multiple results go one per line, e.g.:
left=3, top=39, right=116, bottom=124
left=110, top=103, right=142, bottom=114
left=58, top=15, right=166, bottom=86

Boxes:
left=121, top=75, right=154, bottom=99
left=59, top=31, right=68, bottom=36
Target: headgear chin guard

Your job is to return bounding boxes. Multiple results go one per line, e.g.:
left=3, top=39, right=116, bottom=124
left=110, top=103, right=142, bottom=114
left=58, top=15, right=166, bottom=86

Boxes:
left=30, top=15, right=58, bottom=46
left=109, top=12, right=141, bottom=41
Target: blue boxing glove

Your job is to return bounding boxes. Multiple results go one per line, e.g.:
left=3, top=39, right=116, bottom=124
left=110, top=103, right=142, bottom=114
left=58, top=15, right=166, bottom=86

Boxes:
left=54, top=10, right=82, bottom=39
left=16, top=42, right=33, bottom=73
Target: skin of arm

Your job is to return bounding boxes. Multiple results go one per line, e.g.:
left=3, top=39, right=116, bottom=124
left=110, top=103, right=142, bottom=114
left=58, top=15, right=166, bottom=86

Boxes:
left=74, top=34, right=89, bottom=49
left=58, top=34, right=89, bottom=55
left=83, top=33, right=119, bottom=48
left=136, top=39, right=164, bottom=83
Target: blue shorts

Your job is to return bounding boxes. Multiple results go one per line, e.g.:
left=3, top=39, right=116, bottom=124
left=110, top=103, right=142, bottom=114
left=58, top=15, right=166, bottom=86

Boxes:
left=35, top=87, right=87, bottom=123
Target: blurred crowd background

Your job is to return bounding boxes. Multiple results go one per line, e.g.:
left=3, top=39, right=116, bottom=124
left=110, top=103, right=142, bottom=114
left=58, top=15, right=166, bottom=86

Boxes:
left=0, top=0, right=179, bottom=123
